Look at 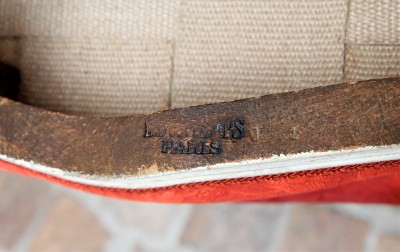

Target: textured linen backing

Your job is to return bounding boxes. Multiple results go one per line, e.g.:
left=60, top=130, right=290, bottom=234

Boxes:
left=0, top=0, right=399, bottom=115
left=171, top=0, right=348, bottom=108
left=344, top=0, right=400, bottom=82
left=19, top=38, right=173, bottom=116
left=0, top=38, right=21, bottom=68
left=346, top=0, right=400, bottom=44
left=0, top=0, right=181, bottom=39
left=344, top=45, right=400, bottom=81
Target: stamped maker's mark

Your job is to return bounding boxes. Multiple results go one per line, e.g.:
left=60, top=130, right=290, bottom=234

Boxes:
left=144, top=119, right=245, bottom=154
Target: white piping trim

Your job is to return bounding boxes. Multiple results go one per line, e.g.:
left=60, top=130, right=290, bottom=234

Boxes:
left=1, top=144, right=399, bottom=189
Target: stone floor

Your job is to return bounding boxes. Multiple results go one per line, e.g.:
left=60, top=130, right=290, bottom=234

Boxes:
left=0, top=170, right=399, bottom=252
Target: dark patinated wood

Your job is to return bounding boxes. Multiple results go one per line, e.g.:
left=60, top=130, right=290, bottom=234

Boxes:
left=0, top=77, right=399, bottom=176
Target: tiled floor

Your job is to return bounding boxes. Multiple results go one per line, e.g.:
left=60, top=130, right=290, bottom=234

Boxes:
left=0, top=170, right=399, bottom=252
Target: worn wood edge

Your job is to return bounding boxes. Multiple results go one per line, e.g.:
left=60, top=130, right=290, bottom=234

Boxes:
left=0, top=77, right=399, bottom=186
left=0, top=144, right=399, bottom=189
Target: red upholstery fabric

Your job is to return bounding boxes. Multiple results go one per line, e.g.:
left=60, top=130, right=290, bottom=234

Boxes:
left=264, top=173, right=400, bottom=204
left=1, top=159, right=399, bottom=203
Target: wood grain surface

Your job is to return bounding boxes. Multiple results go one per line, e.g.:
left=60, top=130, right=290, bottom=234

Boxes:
left=0, top=78, right=399, bottom=176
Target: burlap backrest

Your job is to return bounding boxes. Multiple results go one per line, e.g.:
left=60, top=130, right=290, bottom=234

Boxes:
left=0, top=0, right=399, bottom=116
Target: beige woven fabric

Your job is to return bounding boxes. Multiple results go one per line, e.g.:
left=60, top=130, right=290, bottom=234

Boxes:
left=0, top=38, right=20, bottom=68
left=345, top=0, right=400, bottom=81
left=345, top=45, right=400, bottom=81
left=346, top=0, right=400, bottom=44
left=171, top=0, right=347, bottom=107
left=19, top=37, right=173, bottom=116
left=0, top=0, right=180, bottom=39
left=0, top=0, right=399, bottom=115
left=0, top=0, right=180, bottom=116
